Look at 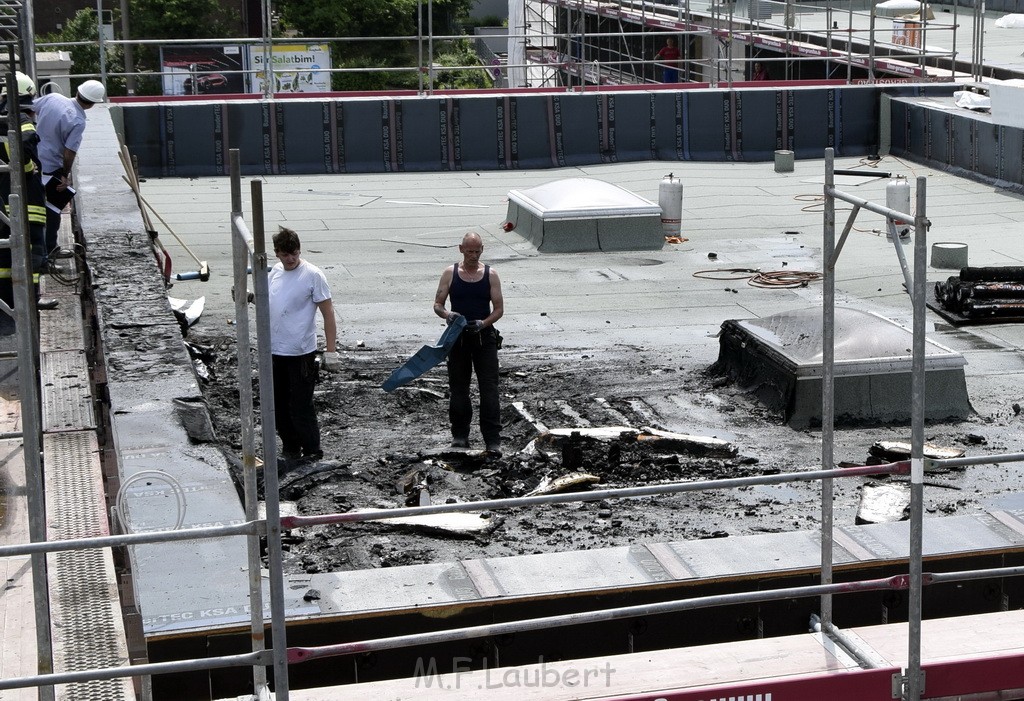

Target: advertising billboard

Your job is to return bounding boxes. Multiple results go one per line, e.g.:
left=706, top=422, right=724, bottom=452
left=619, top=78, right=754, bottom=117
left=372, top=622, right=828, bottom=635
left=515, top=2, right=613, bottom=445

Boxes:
left=160, top=45, right=246, bottom=96
left=249, top=44, right=332, bottom=94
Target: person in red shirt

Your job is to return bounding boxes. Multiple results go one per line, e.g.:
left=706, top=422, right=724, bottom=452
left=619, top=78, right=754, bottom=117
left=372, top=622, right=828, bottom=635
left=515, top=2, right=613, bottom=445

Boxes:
left=655, top=37, right=682, bottom=83
left=752, top=62, right=770, bottom=81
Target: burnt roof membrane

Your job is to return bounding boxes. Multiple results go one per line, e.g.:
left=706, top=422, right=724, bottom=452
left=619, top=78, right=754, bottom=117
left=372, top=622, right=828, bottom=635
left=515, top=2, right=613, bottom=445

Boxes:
left=505, top=177, right=664, bottom=252
left=712, top=307, right=972, bottom=428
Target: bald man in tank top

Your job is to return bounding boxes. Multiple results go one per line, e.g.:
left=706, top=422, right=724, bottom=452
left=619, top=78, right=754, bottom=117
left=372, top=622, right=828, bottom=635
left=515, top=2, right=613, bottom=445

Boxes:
left=433, top=232, right=505, bottom=453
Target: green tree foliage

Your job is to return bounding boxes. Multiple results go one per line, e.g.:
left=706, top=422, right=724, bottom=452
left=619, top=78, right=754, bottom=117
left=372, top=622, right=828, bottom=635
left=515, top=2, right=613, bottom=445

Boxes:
left=128, top=0, right=240, bottom=95
left=333, top=57, right=419, bottom=92
left=129, top=0, right=238, bottom=39
left=39, top=9, right=127, bottom=96
left=433, top=40, right=489, bottom=90
left=39, top=0, right=240, bottom=96
left=276, top=0, right=478, bottom=90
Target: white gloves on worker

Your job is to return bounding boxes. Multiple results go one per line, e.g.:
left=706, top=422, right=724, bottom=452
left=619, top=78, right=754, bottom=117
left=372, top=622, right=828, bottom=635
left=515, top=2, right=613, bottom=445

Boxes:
left=321, top=351, right=340, bottom=372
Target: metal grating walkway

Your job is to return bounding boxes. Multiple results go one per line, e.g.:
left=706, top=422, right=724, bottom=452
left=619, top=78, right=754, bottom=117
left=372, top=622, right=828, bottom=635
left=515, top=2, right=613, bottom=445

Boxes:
left=37, top=214, right=136, bottom=700
left=44, top=431, right=132, bottom=701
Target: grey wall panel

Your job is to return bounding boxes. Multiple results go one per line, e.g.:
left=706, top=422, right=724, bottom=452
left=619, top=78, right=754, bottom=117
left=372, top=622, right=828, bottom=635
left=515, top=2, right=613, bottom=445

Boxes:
left=226, top=103, right=273, bottom=175
left=279, top=102, right=334, bottom=175
left=791, top=89, right=830, bottom=158
left=121, top=106, right=164, bottom=178
left=950, top=113, right=975, bottom=173
left=987, top=0, right=1024, bottom=11
left=163, top=104, right=218, bottom=177
left=888, top=100, right=909, bottom=155
left=396, top=99, right=444, bottom=172
left=975, top=122, right=1001, bottom=180
left=120, top=87, right=913, bottom=176
left=685, top=92, right=729, bottom=160
left=209, top=104, right=229, bottom=176
left=999, top=125, right=1024, bottom=185
left=838, top=87, right=879, bottom=156
left=924, top=108, right=949, bottom=166
left=889, top=100, right=1024, bottom=189
left=448, top=97, right=500, bottom=170
left=556, top=94, right=600, bottom=166
left=736, top=91, right=778, bottom=160
left=606, top=93, right=655, bottom=162
left=774, top=90, right=797, bottom=153
left=511, top=96, right=555, bottom=168
left=342, top=101, right=387, bottom=173
left=652, top=92, right=684, bottom=160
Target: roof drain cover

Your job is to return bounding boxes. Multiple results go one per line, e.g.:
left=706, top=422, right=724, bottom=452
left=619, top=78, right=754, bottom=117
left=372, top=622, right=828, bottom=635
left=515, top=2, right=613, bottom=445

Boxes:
left=505, top=178, right=664, bottom=252
left=711, top=307, right=972, bottom=428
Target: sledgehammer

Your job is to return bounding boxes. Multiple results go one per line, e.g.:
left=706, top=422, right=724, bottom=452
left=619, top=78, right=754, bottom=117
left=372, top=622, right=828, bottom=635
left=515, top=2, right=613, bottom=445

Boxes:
left=173, top=262, right=211, bottom=281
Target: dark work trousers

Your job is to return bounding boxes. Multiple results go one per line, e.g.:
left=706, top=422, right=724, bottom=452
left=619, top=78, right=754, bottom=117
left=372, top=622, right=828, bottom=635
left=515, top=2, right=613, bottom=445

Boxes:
left=272, top=352, right=320, bottom=456
left=0, top=221, right=46, bottom=332
left=447, top=327, right=501, bottom=445
left=45, top=206, right=60, bottom=256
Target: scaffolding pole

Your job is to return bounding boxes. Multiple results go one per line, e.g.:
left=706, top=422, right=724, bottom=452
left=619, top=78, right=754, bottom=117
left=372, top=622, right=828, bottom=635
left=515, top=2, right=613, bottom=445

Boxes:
left=822, top=147, right=928, bottom=701
left=242, top=151, right=291, bottom=700
left=4, top=62, right=55, bottom=701
left=230, top=151, right=270, bottom=697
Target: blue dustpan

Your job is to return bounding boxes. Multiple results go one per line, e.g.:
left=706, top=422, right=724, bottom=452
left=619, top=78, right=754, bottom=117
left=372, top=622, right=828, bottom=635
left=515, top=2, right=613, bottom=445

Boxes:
left=382, top=316, right=466, bottom=393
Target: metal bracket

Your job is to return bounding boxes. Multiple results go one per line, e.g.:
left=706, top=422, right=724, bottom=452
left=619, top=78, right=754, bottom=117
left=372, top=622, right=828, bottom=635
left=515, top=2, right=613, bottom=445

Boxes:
left=892, top=669, right=926, bottom=699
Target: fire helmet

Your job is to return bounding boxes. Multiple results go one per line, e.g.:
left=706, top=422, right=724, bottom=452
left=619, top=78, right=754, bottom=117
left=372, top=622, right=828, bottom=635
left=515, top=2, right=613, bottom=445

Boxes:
left=0, top=71, right=37, bottom=106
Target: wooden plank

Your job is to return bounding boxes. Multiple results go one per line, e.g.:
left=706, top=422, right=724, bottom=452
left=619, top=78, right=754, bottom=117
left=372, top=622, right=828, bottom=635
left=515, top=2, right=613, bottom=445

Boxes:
left=289, top=612, right=1024, bottom=701
left=0, top=557, right=39, bottom=700
left=289, top=633, right=857, bottom=700
left=0, top=430, right=40, bottom=699
left=0, top=394, right=22, bottom=435
left=852, top=609, right=1024, bottom=666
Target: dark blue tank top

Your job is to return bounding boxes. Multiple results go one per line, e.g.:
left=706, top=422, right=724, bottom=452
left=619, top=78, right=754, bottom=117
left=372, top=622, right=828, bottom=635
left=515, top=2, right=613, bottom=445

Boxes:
left=450, top=263, right=491, bottom=322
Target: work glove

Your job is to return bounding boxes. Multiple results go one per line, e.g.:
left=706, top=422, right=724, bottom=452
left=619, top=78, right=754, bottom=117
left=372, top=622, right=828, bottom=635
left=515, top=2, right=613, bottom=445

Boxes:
left=320, top=351, right=340, bottom=372
left=446, top=311, right=463, bottom=326
left=230, top=286, right=255, bottom=304
left=467, top=320, right=485, bottom=333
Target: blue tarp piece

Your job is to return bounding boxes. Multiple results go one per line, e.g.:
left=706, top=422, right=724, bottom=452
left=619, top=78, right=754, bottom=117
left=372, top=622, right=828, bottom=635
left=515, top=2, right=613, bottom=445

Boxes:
left=382, top=316, right=466, bottom=393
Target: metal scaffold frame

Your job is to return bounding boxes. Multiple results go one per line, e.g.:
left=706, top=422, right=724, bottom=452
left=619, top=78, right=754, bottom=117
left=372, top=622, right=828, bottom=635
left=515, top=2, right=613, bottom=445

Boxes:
left=3, top=145, right=1024, bottom=700
left=817, top=146, right=1024, bottom=700
left=0, top=32, right=55, bottom=699
left=31, top=0, right=986, bottom=95
left=510, top=0, right=966, bottom=88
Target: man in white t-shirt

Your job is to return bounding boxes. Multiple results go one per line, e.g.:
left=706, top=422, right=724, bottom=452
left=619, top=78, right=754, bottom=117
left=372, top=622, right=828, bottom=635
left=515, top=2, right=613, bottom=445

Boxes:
left=269, top=227, right=338, bottom=462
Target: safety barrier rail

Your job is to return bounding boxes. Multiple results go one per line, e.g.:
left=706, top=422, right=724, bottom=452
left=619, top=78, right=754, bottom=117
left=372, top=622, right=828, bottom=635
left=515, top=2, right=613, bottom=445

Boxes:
left=2, top=451, right=1022, bottom=696
left=4, top=143, right=1024, bottom=701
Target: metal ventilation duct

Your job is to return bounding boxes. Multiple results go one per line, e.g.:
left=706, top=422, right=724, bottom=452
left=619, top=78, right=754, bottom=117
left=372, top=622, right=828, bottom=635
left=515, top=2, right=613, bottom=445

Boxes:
left=712, top=307, right=972, bottom=428
left=505, top=177, right=663, bottom=252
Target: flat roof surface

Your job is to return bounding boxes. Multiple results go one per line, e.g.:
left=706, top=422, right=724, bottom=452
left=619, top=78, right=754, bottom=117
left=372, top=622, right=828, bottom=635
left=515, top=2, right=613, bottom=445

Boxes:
left=142, top=155, right=1024, bottom=391
left=126, top=150, right=1024, bottom=635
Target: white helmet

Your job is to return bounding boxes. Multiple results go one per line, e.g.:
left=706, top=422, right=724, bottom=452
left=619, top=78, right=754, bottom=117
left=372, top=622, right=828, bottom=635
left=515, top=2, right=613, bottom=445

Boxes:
left=76, top=79, right=106, bottom=104
left=1, top=71, right=36, bottom=102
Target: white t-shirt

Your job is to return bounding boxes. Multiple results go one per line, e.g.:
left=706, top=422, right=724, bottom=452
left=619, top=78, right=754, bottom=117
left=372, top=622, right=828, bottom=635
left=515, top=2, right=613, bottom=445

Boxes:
left=268, top=259, right=331, bottom=356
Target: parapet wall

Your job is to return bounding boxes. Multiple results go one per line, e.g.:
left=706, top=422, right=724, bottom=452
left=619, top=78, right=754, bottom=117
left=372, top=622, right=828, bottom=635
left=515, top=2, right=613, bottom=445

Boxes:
left=117, top=85, right=956, bottom=178
left=889, top=94, right=1024, bottom=190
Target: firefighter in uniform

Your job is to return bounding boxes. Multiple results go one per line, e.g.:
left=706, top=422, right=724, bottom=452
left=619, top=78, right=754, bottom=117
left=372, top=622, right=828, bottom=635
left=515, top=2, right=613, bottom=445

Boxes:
left=0, top=71, right=55, bottom=334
